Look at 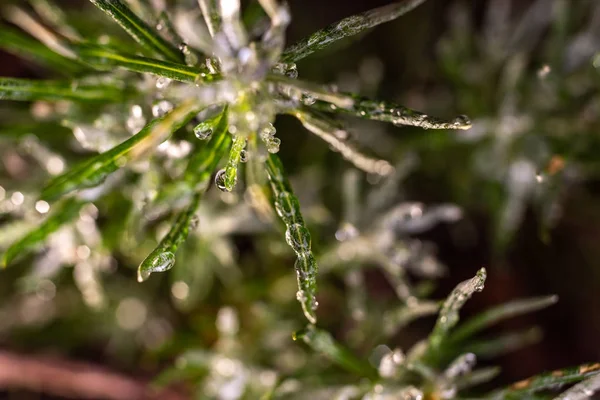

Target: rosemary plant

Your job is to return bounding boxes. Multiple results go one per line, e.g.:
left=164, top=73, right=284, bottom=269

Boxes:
left=0, top=0, right=598, bottom=399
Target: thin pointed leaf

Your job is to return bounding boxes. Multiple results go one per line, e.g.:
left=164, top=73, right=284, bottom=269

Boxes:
left=383, top=300, right=440, bottom=336
left=292, top=108, right=394, bottom=176
left=0, top=26, right=85, bottom=74
left=138, top=193, right=200, bottom=282
left=2, top=198, right=85, bottom=267
left=139, top=110, right=231, bottom=281
left=282, top=0, right=427, bottom=63
left=265, top=154, right=319, bottom=324
left=491, top=364, right=600, bottom=399
left=449, top=295, right=558, bottom=343
left=553, top=371, right=600, bottom=400
left=308, top=95, right=472, bottom=130
left=29, top=0, right=81, bottom=41
left=75, top=45, right=218, bottom=83
left=294, top=325, right=378, bottom=380
left=184, top=107, right=232, bottom=188
left=464, top=327, right=543, bottom=359
left=89, top=0, right=183, bottom=62
left=42, top=100, right=202, bottom=201
left=455, top=367, right=501, bottom=391
left=0, top=77, right=127, bottom=102
left=428, top=268, right=487, bottom=350
left=222, top=134, right=246, bottom=192
left=198, top=0, right=222, bottom=38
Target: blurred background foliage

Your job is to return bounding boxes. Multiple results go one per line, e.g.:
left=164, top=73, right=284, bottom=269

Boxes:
left=1, top=0, right=600, bottom=398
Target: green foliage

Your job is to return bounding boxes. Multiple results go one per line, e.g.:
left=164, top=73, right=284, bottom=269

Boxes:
left=0, top=0, right=598, bottom=399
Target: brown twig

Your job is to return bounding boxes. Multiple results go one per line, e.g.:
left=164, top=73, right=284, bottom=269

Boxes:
left=0, top=350, right=188, bottom=400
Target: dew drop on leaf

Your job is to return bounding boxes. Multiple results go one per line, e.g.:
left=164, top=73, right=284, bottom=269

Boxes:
left=215, top=169, right=228, bottom=192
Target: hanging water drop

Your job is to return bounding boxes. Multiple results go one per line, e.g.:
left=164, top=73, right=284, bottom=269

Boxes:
left=240, top=149, right=249, bottom=163
left=194, top=124, right=213, bottom=140
left=215, top=169, right=228, bottom=192
left=453, top=114, right=472, bottom=129
left=137, top=251, right=175, bottom=282
left=151, top=100, right=174, bottom=118
left=156, top=77, right=171, bottom=89
left=266, top=137, right=281, bottom=154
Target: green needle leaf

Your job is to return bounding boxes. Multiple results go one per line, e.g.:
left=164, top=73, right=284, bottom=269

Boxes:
left=221, top=134, right=246, bottom=192
left=42, top=100, right=202, bottom=201
left=89, top=0, right=183, bottom=63
left=75, top=45, right=218, bottom=83
left=308, top=95, right=472, bottom=130
left=184, top=107, right=232, bottom=188
left=282, top=0, right=427, bottom=63
left=265, top=154, right=319, bottom=324
left=0, top=77, right=126, bottom=102
left=137, top=193, right=200, bottom=282
left=139, top=111, right=231, bottom=282
left=554, top=371, right=600, bottom=400
left=428, top=268, right=486, bottom=350
left=198, top=0, right=222, bottom=38
left=449, top=295, right=558, bottom=343
left=0, top=26, right=85, bottom=74
left=490, top=363, right=600, bottom=399
left=293, top=325, right=378, bottom=380
left=2, top=198, right=85, bottom=268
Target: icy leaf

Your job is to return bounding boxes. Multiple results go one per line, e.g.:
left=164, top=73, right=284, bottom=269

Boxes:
left=266, top=154, right=319, bottom=323
left=282, top=0, right=427, bottom=62
left=309, top=95, right=472, bottom=130
left=428, top=268, right=487, bottom=350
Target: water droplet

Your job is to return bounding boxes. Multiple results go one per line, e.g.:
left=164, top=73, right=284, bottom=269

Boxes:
left=137, top=251, right=175, bottom=282
left=240, top=149, right=249, bottom=163
left=190, top=214, right=200, bottom=229
left=215, top=169, right=228, bottom=192
left=179, top=43, right=198, bottom=66
left=453, top=115, right=472, bottom=129
left=285, top=224, right=311, bottom=253
left=151, top=100, right=173, bottom=118
left=274, top=192, right=296, bottom=221
left=266, top=137, right=281, bottom=154
left=260, top=123, right=276, bottom=140
left=302, top=93, right=316, bottom=105
left=156, top=77, right=171, bottom=89
left=335, top=222, right=359, bottom=241
left=194, top=124, right=213, bottom=140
